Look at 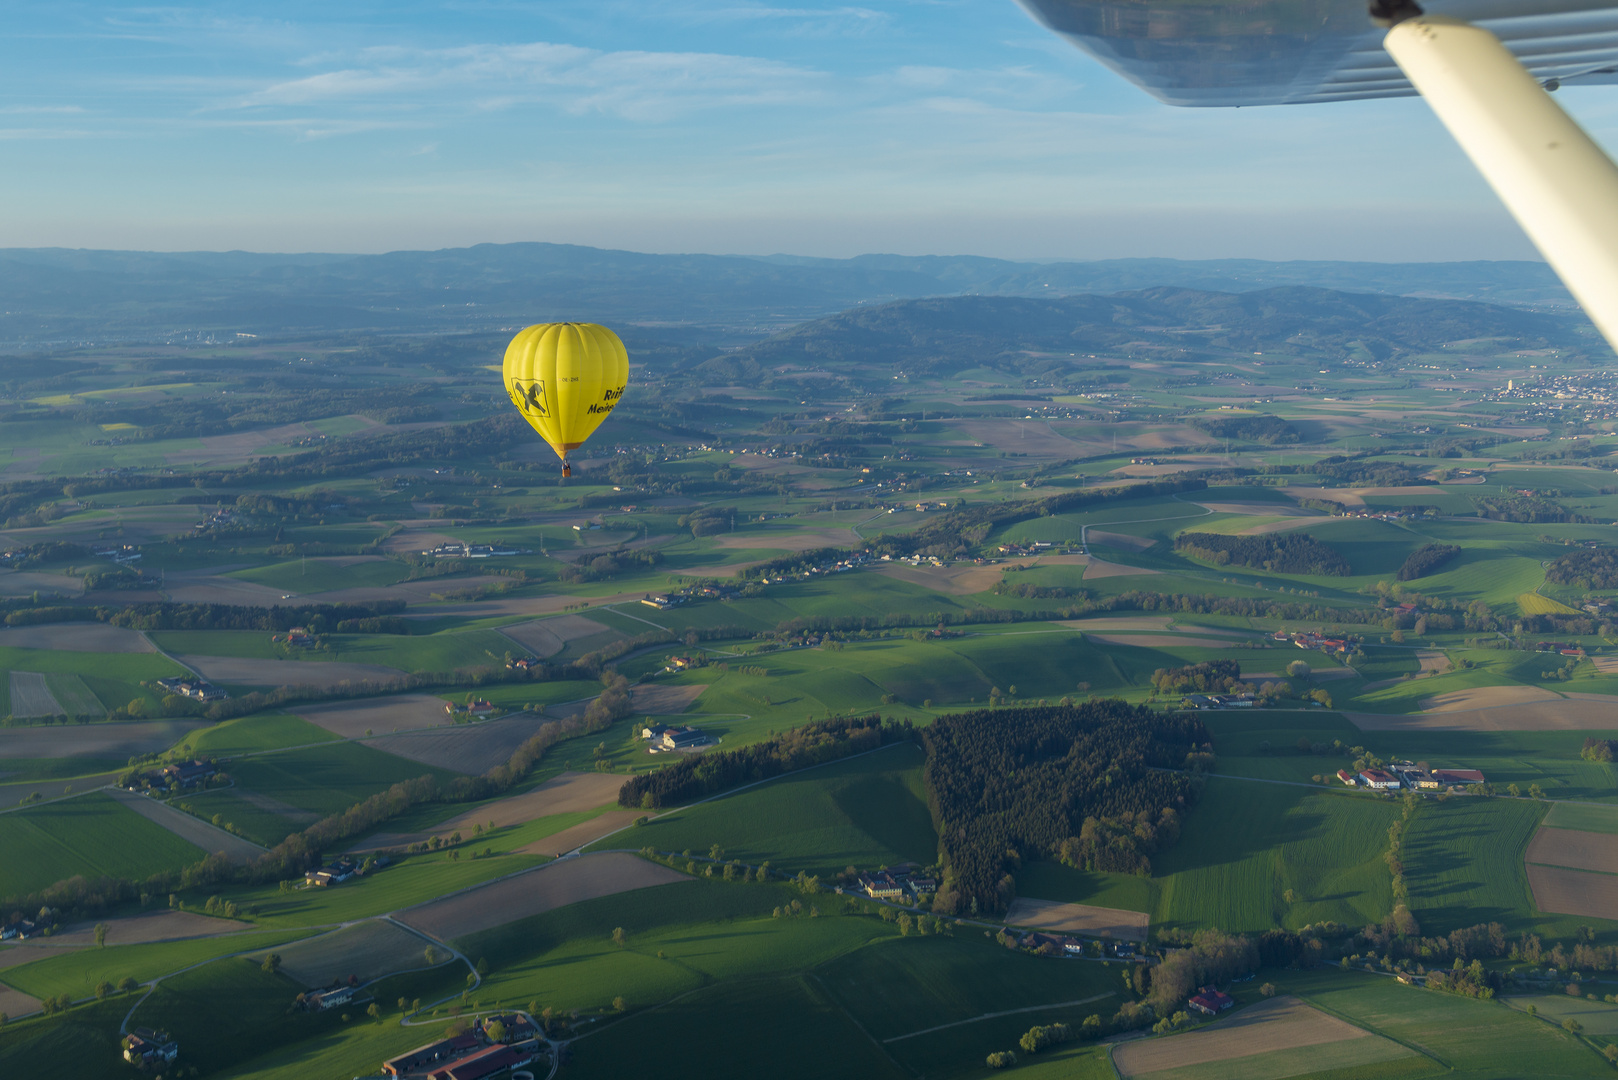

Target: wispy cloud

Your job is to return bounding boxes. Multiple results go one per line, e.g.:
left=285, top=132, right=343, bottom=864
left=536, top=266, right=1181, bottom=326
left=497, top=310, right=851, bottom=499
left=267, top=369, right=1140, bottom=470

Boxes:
left=240, top=41, right=828, bottom=122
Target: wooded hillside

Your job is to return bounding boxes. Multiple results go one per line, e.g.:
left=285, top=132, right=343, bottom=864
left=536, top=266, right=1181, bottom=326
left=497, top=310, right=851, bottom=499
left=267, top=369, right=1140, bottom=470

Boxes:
left=921, top=702, right=1207, bottom=915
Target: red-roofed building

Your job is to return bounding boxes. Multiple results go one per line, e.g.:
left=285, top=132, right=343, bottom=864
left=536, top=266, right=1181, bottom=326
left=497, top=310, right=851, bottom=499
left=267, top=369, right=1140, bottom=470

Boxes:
left=428, top=1044, right=533, bottom=1080
left=1188, top=987, right=1235, bottom=1016
left=1432, top=768, right=1486, bottom=786
left=1337, top=769, right=1358, bottom=786
left=1360, top=769, right=1400, bottom=790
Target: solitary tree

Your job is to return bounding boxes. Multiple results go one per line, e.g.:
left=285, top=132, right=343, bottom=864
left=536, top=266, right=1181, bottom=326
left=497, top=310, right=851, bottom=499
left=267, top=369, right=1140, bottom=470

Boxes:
left=262, top=953, right=281, bottom=975
left=366, top=1003, right=381, bottom=1021
left=613, top=996, right=627, bottom=1012
left=611, top=927, right=627, bottom=947
left=93, top=922, right=109, bottom=949
left=116, top=976, right=138, bottom=994
left=94, top=981, right=112, bottom=1000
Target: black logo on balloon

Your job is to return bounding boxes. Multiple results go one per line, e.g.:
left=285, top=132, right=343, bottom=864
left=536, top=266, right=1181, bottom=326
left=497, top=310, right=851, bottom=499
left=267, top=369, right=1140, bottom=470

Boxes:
left=511, top=379, right=547, bottom=417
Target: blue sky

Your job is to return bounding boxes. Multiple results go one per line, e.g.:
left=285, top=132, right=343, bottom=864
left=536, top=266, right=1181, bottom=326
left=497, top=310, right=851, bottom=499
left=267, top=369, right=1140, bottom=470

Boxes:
left=4, top=1, right=1612, bottom=259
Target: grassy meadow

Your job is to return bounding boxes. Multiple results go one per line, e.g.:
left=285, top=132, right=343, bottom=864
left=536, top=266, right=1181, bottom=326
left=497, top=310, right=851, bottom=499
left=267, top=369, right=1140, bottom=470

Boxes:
left=0, top=792, right=206, bottom=898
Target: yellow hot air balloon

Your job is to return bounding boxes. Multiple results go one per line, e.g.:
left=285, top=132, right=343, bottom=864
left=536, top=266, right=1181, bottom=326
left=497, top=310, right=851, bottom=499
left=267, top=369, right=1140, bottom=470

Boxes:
left=503, top=322, right=628, bottom=477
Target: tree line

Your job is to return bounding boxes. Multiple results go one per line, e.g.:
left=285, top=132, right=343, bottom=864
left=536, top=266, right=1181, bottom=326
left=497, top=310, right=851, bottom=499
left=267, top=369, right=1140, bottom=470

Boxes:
left=1174, top=531, right=1351, bottom=576
left=1548, top=546, right=1618, bottom=590
left=1396, top=543, right=1460, bottom=581
left=921, top=701, right=1208, bottom=915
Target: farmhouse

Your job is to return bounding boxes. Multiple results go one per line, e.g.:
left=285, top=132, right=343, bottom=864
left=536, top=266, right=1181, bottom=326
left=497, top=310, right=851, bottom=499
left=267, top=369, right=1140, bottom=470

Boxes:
left=304, top=985, right=355, bottom=1011
left=1187, top=987, right=1235, bottom=1016
left=123, top=1030, right=178, bottom=1068
left=1432, top=768, right=1486, bottom=786
left=1337, top=769, right=1358, bottom=786
left=155, top=676, right=228, bottom=701
left=505, top=656, right=539, bottom=671
left=660, top=726, right=711, bottom=751
left=427, top=1044, right=536, bottom=1080
left=1359, top=769, right=1400, bottom=790
left=164, top=759, right=217, bottom=787
left=383, top=1034, right=481, bottom=1078
left=305, top=857, right=361, bottom=887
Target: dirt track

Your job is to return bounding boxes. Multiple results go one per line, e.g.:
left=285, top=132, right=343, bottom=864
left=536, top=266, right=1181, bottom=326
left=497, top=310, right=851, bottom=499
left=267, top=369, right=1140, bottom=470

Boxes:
left=1004, top=897, right=1148, bottom=941
left=106, top=789, right=266, bottom=861
left=1112, top=995, right=1378, bottom=1076
left=177, top=655, right=408, bottom=689
left=296, top=694, right=454, bottom=738
left=396, top=852, right=688, bottom=941
left=258, top=921, right=442, bottom=989
left=0, top=624, right=152, bottom=652
left=352, top=772, right=625, bottom=851
left=1528, top=827, right=1618, bottom=875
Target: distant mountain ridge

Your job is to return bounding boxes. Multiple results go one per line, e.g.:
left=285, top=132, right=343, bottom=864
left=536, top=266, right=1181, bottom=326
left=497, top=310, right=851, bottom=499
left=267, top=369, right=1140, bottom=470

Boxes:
left=704, top=286, right=1593, bottom=385
left=0, top=241, right=1573, bottom=346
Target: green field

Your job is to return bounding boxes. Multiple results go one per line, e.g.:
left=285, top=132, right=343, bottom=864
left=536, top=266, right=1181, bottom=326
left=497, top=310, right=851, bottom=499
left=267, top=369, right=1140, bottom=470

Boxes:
left=1285, top=968, right=1612, bottom=1078
left=0, top=792, right=206, bottom=899
left=1121, top=1037, right=1429, bottom=1080
left=230, top=557, right=413, bottom=593
left=607, top=742, right=938, bottom=877
left=43, top=674, right=104, bottom=718
left=226, top=742, right=459, bottom=818
left=182, top=713, right=339, bottom=758
left=0, top=928, right=314, bottom=1001
left=0, top=647, right=184, bottom=717
left=1403, top=797, right=1546, bottom=935
left=570, top=975, right=908, bottom=1080
left=1507, top=995, right=1618, bottom=1037
left=1545, top=801, right=1618, bottom=833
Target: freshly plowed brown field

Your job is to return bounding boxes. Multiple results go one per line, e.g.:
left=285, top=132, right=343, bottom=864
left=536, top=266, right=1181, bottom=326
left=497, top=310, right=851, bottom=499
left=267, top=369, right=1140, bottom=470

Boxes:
left=1419, top=685, right=1561, bottom=712
left=1087, top=530, right=1156, bottom=551
left=1528, top=827, right=1618, bottom=876
left=296, top=694, right=455, bottom=738
left=396, top=853, right=687, bottom=941
left=257, top=920, right=442, bottom=988
left=352, top=771, right=625, bottom=851
left=0, top=721, right=206, bottom=761
left=872, top=562, right=1003, bottom=595
left=498, top=614, right=618, bottom=658
left=0, top=624, right=152, bottom=652
left=48, top=910, right=246, bottom=948
left=1112, top=996, right=1384, bottom=1077
left=1348, top=695, right=1618, bottom=731
left=1004, top=897, right=1148, bottom=940
left=364, top=714, right=557, bottom=775
left=1528, top=864, right=1618, bottom=920
left=520, top=810, right=642, bottom=857
left=177, top=655, right=408, bottom=689
left=0, top=984, right=42, bottom=1021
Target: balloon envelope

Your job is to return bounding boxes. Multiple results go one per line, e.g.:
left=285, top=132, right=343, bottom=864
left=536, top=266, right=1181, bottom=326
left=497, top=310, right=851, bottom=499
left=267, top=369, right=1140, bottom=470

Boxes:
left=503, top=323, right=628, bottom=467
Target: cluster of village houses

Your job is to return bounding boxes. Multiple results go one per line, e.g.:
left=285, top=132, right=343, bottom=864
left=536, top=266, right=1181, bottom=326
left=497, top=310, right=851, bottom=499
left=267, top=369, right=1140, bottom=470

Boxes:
left=381, top=1013, right=543, bottom=1080
left=1338, top=762, right=1486, bottom=791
